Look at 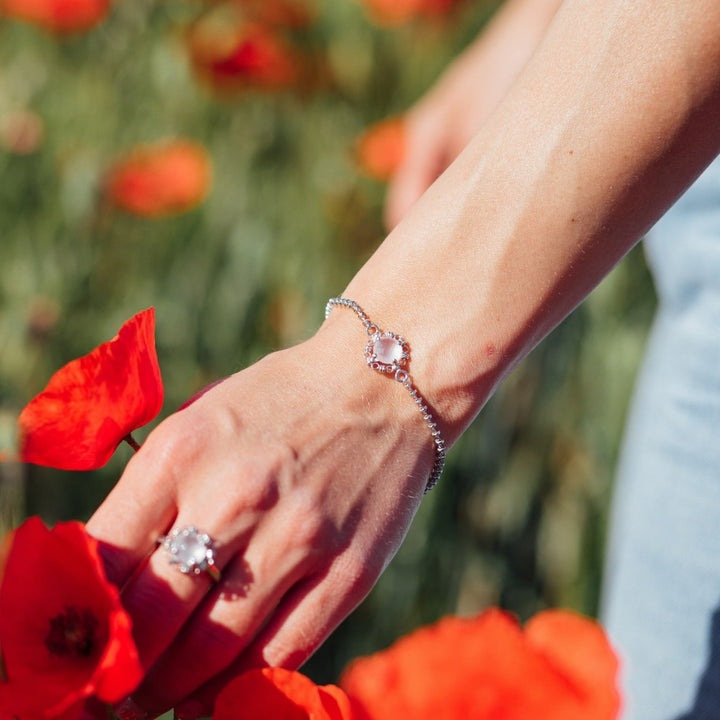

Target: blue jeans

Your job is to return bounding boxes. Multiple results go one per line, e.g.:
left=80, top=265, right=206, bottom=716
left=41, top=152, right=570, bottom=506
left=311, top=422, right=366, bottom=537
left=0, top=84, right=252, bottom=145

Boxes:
left=602, top=155, right=720, bottom=719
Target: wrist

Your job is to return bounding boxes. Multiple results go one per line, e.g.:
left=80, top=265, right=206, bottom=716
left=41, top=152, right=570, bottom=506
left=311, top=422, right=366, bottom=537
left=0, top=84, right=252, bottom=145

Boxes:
left=323, top=298, right=446, bottom=493
left=340, top=266, right=503, bottom=445
left=309, top=307, right=438, bottom=496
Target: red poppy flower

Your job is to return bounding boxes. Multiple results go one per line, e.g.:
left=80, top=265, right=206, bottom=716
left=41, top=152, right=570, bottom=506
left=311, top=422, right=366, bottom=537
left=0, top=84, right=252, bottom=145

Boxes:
left=187, top=5, right=299, bottom=94
left=213, top=667, right=354, bottom=720
left=340, top=608, right=620, bottom=720
left=0, top=529, right=12, bottom=595
left=0, top=0, right=110, bottom=33
left=358, top=0, right=460, bottom=26
left=105, top=139, right=212, bottom=218
left=0, top=518, right=142, bottom=719
left=17, top=308, right=163, bottom=471
left=354, top=117, right=406, bottom=181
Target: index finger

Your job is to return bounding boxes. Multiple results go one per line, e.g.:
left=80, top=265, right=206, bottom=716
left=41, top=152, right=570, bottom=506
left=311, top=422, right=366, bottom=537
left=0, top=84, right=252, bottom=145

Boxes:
left=87, top=435, right=178, bottom=589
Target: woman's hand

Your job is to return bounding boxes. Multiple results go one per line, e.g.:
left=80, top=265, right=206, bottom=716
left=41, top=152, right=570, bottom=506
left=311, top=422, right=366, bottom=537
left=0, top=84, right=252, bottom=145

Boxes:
left=85, top=0, right=720, bottom=714
left=86, top=316, right=434, bottom=718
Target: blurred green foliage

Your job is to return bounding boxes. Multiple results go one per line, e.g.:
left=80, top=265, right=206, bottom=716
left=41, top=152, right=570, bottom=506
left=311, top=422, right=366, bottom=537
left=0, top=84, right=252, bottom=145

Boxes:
left=0, top=0, right=655, bottom=684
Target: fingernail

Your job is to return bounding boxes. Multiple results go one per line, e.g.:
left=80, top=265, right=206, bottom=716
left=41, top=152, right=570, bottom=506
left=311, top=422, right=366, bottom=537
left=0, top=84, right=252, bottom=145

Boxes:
left=174, top=699, right=208, bottom=720
left=114, top=697, right=149, bottom=720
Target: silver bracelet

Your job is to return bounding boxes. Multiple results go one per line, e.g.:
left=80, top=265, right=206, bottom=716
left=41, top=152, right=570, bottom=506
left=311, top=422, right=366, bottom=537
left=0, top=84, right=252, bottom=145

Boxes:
left=325, top=297, right=446, bottom=493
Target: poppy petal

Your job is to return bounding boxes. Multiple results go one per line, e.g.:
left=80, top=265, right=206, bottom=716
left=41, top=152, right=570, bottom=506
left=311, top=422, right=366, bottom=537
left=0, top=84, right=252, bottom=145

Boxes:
left=105, top=139, right=212, bottom=218
left=526, top=610, right=622, bottom=720
left=213, top=667, right=353, bottom=720
left=0, top=529, right=14, bottom=685
left=354, top=117, right=406, bottom=182
left=359, top=0, right=461, bottom=25
left=18, top=308, right=163, bottom=470
left=186, top=5, right=301, bottom=95
left=340, top=608, right=620, bottom=720
left=0, top=0, right=111, bottom=33
left=0, top=518, right=143, bottom=718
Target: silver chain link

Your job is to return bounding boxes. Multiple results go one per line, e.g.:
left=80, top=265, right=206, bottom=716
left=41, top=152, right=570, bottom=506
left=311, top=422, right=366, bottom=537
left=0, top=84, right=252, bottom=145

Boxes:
left=325, top=297, right=446, bottom=493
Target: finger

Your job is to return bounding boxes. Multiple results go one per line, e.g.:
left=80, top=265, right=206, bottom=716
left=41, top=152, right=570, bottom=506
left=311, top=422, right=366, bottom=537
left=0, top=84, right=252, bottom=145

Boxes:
left=128, top=525, right=318, bottom=714
left=87, top=440, right=179, bottom=588
left=119, top=517, right=250, bottom=671
left=88, top=405, right=230, bottom=589
left=173, top=555, right=376, bottom=720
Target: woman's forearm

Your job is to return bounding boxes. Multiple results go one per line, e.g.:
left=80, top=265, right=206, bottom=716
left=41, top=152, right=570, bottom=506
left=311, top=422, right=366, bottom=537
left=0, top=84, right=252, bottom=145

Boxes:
left=343, top=0, right=720, bottom=444
left=385, top=0, right=563, bottom=227
left=442, top=0, right=563, bottom=107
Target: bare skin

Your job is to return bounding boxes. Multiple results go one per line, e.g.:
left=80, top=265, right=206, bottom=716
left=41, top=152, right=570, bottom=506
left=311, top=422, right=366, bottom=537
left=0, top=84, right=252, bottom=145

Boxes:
left=87, top=0, right=720, bottom=716
left=385, top=0, right=563, bottom=228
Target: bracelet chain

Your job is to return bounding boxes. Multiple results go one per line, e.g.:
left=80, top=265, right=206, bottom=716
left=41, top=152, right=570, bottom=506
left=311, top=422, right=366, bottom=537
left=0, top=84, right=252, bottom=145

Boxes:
left=325, top=297, right=446, bottom=493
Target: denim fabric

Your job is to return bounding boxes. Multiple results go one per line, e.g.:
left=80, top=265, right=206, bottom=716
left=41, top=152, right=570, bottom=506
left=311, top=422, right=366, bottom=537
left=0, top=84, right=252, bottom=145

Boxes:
left=602, top=155, right=720, bottom=720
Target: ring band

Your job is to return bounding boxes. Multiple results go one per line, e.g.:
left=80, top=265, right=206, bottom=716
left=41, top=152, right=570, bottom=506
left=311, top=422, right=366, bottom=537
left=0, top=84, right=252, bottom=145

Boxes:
left=158, top=526, right=221, bottom=582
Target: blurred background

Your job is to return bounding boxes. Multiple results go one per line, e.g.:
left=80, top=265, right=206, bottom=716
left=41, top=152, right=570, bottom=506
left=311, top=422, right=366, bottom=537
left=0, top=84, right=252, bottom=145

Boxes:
left=0, top=0, right=655, bottom=684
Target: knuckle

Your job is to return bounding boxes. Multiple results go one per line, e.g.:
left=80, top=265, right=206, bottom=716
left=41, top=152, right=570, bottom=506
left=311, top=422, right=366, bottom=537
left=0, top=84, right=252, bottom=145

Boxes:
left=220, top=461, right=282, bottom=515
left=133, top=414, right=201, bottom=480
left=285, top=490, right=333, bottom=553
left=335, top=546, right=381, bottom=596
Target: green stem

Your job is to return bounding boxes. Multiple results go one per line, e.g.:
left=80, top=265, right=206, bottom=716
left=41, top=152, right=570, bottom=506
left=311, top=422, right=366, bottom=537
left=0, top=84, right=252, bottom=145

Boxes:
left=123, top=434, right=141, bottom=452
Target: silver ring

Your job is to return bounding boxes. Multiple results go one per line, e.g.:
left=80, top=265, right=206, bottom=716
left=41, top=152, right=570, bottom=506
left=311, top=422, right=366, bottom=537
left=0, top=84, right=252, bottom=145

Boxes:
left=158, top=526, right=221, bottom=582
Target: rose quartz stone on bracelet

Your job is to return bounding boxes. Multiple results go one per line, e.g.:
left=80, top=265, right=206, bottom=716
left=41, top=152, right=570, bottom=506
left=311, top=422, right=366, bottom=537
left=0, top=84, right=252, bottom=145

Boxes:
left=374, top=336, right=403, bottom=365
